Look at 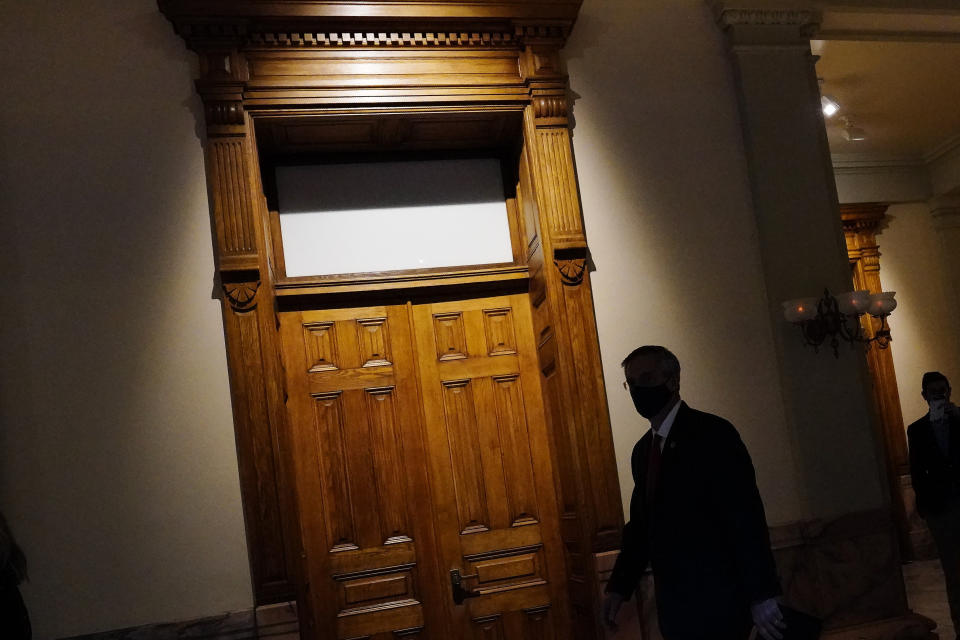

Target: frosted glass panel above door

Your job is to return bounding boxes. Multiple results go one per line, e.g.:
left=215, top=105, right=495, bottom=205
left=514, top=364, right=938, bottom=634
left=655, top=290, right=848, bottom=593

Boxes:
left=277, top=158, right=513, bottom=277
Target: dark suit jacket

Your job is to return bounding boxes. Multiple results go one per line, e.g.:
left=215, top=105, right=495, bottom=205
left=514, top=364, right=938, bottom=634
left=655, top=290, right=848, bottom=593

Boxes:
left=907, top=412, right=960, bottom=518
left=606, top=402, right=781, bottom=639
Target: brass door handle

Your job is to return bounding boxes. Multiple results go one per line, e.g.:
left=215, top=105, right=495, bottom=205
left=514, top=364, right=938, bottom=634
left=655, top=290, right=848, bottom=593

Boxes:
left=450, top=568, right=480, bottom=605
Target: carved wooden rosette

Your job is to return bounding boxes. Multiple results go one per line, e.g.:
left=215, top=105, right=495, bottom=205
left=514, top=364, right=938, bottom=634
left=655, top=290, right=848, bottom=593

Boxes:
left=160, top=3, right=623, bottom=638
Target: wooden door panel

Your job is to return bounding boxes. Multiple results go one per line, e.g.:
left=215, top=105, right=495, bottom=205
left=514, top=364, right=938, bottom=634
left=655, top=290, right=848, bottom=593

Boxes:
left=283, top=294, right=568, bottom=639
left=280, top=305, right=446, bottom=640
left=412, top=294, right=568, bottom=638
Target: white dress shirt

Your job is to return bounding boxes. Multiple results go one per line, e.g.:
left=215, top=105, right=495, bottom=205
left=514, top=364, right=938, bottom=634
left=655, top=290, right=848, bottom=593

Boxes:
left=651, top=398, right=682, bottom=451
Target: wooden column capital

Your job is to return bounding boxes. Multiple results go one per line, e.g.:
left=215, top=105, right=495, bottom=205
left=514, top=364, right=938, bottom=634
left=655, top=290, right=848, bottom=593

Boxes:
left=842, top=203, right=888, bottom=274
left=840, top=202, right=889, bottom=234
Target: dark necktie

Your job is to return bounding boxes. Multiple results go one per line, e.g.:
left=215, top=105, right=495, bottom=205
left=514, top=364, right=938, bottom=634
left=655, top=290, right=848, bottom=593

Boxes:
left=646, top=433, right=664, bottom=505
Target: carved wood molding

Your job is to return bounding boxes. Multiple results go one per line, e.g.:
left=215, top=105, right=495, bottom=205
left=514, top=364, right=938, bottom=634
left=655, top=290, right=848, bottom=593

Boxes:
left=205, top=100, right=246, bottom=126
left=840, top=202, right=889, bottom=234
left=224, top=279, right=262, bottom=312
left=159, top=1, right=580, bottom=51
left=533, top=95, right=567, bottom=119
left=160, top=1, right=603, bottom=631
left=553, top=257, right=586, bottom=286
left=248, top=30, right=517, bottom=47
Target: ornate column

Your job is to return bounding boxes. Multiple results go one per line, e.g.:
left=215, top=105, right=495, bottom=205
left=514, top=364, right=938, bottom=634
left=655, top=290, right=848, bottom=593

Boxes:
left=840, top=203, right=925, bottom=560
left=518, top=28, right=627, bottom=640
left=182, top=26, right=301, bottom=607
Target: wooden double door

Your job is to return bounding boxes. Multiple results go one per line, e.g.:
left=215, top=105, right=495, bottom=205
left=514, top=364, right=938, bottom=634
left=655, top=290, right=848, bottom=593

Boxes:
left=279, top=292, right=570, bottom=640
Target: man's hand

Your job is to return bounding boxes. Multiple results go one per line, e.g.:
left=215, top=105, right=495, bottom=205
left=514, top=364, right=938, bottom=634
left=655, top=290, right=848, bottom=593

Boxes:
left=602, top=592, right=624, bottom=631
left=751, top=597, right=785, bottom=640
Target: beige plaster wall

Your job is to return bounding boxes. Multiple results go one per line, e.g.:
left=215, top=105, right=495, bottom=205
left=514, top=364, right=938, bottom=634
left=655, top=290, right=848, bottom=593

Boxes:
left=0, top=0, right=891, bottom=637
left=0, top=1, right=253, bottom=638
left=566, top=0, right=806, bottom=525
left=878, top=203, right=960, bottom=425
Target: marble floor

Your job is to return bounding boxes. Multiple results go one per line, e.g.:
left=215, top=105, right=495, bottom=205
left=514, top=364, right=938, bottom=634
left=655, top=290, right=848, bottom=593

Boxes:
left=904, top=559, right=956, bottom=640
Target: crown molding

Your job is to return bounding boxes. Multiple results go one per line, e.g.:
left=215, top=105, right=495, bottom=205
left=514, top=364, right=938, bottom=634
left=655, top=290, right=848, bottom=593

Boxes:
left=817, top=2, right=960, bottom=42
left=159, top=0, right=583, bottom=48
left=831, top=153, right=925, bottom=174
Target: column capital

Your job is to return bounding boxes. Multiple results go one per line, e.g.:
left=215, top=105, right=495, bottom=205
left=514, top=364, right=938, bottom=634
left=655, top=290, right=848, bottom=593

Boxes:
left=929, top=195, right=960, bottom=230
left=840, top=202, right=889, bottom=235
left=710, top=1, right=821, bottom=46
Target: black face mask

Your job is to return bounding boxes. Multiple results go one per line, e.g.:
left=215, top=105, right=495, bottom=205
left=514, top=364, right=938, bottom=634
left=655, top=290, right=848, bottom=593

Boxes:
left=629, top=383, right=674, bottom=419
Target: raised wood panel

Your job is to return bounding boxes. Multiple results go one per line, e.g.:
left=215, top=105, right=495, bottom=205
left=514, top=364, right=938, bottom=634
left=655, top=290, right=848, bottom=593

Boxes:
left=473, top=614, right=505, bottom=640
left=434, top=312, right=469, bottom=361
left=330, top=543, right=417, bottom=578
left=342, top=572, right=412, bottom=606
left=483, top=308, right=517, bottom=356
left=460, top=523, right=542, bottom=558
left=337, top=600, right=424, bottom=640
left=309, top=368, right=396, bottom=394
left=474, top=553, right=538, bottom=585
left=437, top=355, right=519, bottom=381
left=523, top=605, right=556, bottom=640
left=466, top=582, right=550, bottom=619
left=310, top=391, right=358, bottom=552
left=357, top=318, right=392, bottom=368
left=304, top=321, right=339, bottom=372
left=366, top=387, right=412, bottom=544
left=490, top=374, right=538, bottom=524
left=441, top=379, right=491, bottom=533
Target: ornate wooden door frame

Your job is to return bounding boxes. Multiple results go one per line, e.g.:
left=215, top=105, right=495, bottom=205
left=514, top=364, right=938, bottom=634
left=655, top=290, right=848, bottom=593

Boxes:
left=158, top=2, right=623, bottom=638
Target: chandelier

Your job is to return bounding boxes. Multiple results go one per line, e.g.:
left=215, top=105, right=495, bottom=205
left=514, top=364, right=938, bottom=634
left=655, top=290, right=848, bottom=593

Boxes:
left=782, top=289, right=897, bottom=357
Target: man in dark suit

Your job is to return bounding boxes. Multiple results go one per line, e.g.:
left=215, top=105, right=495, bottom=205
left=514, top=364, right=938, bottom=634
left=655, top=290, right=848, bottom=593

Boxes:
left=907, top=371, right=960, bottom=639
left=602, top=345, right=783, bottom=640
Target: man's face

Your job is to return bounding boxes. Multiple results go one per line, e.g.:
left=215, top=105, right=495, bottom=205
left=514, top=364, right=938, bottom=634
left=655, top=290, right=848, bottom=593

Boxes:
left=623, top=354, right=679, bottom=419
left=624, top=355, right=670, bottom=390
left=923, top=379, right=951, bottom=404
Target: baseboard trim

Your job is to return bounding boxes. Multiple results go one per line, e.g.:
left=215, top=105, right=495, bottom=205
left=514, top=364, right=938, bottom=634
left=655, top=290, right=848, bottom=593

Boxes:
left=61, top=602, right=299, bottom=640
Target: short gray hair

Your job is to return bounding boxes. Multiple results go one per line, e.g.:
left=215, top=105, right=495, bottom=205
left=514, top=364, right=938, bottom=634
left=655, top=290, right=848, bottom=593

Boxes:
left=621, top=345, right=680, bottom=377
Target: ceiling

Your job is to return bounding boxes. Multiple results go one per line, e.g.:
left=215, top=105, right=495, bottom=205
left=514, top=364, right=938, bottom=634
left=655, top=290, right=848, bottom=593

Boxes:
left=813, top=39, right=960, bottom=160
